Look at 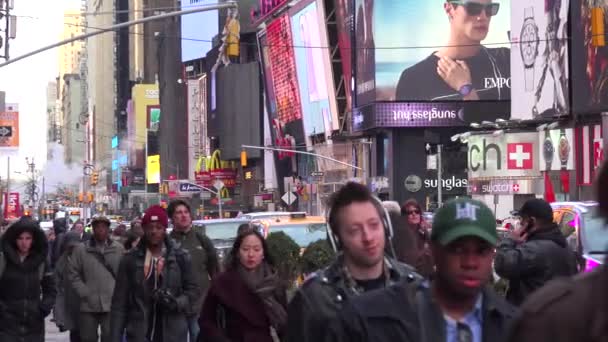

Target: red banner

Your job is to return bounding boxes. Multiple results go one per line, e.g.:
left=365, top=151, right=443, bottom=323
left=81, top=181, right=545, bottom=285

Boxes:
left=195, top=169, right=237, bottom=188
left=4, top=192, right=21, bottom=219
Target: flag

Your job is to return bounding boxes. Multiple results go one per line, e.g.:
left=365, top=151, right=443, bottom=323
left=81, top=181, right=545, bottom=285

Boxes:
left=544, top=172, right=556, bottom=203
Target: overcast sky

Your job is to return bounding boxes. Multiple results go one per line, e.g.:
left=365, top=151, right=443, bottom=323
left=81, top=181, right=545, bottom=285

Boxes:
left=0, top=0, right=80, bottom=178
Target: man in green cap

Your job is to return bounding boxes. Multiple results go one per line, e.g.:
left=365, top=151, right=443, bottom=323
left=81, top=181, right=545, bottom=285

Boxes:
left=325, top=198, right=517, bottom=342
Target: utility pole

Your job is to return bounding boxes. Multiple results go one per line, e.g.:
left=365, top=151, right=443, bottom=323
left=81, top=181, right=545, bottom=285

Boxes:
left=437, top=144, right=443, bottom=208
left=0, top=0, right=16, bottom=60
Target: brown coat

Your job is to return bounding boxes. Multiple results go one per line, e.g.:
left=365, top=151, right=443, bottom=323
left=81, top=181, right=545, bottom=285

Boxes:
left=508, top=266, right=608, bottom=342
left=200, top=268, right=287, bottom=342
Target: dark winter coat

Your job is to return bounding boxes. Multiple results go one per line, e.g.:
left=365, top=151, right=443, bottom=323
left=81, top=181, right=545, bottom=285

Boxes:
left=0, top=221, right=57, bottom=342
left=54, top=252, right=81, bottom=331
left=286, top=257, right=420, bottom=342
left=199, top=268, right=288, bottom=342
left=170, top=228, right=219, bottom=316
left=494, top=223, right=578, bottom=306
left=109, top=236, right=200, bottom=342
left=325, top=279, right=517, bottom=342
left=507, top=265, right=608, bottom=342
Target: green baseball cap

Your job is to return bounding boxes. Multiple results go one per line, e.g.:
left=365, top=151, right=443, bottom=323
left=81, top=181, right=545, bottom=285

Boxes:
left=431, top=198, right=498, bottom=246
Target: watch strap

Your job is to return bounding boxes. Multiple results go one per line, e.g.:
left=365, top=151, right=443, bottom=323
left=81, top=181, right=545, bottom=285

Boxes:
left=524, top=67, right=534, bottom=92
left=524, top=6, right=534, bottom=19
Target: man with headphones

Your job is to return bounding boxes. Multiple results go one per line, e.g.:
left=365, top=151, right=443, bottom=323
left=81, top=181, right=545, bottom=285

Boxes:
left=325, top=198, right=517, bottom=342
left=286, top=182, right=420, bottom=342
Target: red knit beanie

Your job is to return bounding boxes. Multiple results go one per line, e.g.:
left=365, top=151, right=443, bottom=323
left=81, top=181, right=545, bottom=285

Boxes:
left=142, top=205, right=168, bottom=228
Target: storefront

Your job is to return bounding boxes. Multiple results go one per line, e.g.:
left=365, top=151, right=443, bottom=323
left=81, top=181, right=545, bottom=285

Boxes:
left=467, top=132, right=543, bottom=219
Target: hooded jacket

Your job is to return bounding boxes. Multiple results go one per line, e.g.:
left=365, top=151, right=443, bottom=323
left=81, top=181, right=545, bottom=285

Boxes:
left=0, top=220, right=56, bottom=342
left=494, top=223, right=578, bottom=306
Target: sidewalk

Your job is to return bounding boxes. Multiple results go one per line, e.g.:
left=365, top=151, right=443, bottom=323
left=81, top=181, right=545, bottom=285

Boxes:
left=45, top=317, right=69, bottom=342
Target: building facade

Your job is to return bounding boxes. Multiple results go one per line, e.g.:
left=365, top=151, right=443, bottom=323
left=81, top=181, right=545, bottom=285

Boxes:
left=61, top=74, right=85, bottom=165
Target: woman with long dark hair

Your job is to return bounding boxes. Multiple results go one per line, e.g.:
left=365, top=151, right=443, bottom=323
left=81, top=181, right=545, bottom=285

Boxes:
left=200, top=229, right=287, bottom=342
left=0, top=217, right=56, bottom=342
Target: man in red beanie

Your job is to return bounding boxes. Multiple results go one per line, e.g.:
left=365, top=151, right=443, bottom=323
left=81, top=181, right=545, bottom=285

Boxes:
left=110, top=205, right=199, bottom=342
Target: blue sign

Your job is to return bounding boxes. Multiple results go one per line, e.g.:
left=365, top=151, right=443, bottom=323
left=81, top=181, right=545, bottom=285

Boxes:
left=111, top=136, right=118, bottom=149
left=179, top=182, right=202, bottom=192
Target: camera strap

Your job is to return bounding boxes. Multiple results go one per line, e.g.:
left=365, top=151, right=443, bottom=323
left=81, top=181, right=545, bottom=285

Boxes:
left=91, top=251, right=116, bottom=279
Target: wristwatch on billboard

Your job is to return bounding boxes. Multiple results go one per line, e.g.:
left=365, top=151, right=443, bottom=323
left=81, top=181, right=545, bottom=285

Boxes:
left=543, top=129, right=554, bottom=171
left=520, top=6, right=539, bottom=92
left=459, top=84, right=474, bottom=98
left=558, top=128, right=570, bottom=169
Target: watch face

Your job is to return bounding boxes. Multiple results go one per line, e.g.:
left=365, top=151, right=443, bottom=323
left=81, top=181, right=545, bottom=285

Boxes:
left=558, top=136, right=570, bottom=164
left=543, top=139, right=554, bottom=162
left=520, top=20, right=539, bottom=66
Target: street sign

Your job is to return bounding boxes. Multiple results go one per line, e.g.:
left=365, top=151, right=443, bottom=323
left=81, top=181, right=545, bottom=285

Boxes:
left=214, top=180, right=225, bottom=191
left=0, top=126, right=11, bottom=137
left=179, top=182, right=202, bottom=192
left=311, top=171, right=324, bottom=177
left=282, top=192, right=297, bottom=205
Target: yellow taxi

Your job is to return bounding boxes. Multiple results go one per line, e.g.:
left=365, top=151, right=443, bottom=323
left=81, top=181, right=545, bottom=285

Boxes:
left=251, top=212, right=327, bottom=253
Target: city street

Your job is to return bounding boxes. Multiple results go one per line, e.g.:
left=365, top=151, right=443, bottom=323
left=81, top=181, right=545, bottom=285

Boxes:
left=45, top=318, right=69, bottom=342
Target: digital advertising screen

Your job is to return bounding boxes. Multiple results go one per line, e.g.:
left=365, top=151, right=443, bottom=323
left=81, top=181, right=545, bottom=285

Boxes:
left=181, top=0, right=219, bottom=62
left=570, top=0, right=608, bottom=115
left=355, top=0, right=511, bottom=123
left=510, top=0, right=570, bottom=120
left=335, top=0, right=354, bottom=109
left=290, top=0, right=339, bottom=137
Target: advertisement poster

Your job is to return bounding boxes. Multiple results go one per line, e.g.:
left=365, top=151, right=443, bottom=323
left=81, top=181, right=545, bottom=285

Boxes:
left=266, top=15, right=303, bottom=124
left=146, top=154, right=160, bottom=184
left=511, top=0, right=570, bottom=119
left=290, top=0, right=339, bottom=137
left=356, top=0, right=511, bottom=107
left=335, top=0, right=354, bottom=109
left=538, top=128, right=575, bottom=171
left=0, top=104, right=19, bottom=150
left=3, top=192, right=21, bottom=219
left=570, top=0, right=608, bottom=114
left=258, top=32, right=279, bottom=119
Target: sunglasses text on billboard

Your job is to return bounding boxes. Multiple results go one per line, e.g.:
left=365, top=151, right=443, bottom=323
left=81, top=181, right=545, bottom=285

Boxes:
left=424, top=177, right=468, bottom=191
left=393, top=108, right=457, bottom=122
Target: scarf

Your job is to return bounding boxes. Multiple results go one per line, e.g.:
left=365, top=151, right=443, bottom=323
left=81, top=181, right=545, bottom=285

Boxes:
left=144, top=243, right=167, bottom=282
left=238, top=262, right=288, bottom=331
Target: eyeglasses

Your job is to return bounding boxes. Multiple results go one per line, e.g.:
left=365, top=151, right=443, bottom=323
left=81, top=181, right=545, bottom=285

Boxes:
left=450, top=1, right=500, bottom=17
left=406, top=209, right=421, bottom=215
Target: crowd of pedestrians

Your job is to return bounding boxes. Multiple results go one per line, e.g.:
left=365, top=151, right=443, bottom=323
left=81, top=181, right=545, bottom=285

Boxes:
left=0, top=161, right=606, bottom=341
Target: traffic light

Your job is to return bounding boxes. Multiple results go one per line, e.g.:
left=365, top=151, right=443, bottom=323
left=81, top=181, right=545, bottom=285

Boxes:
left=240, top=150, right=247, bottom=167
left=91, top=171, right=99, bottom=186
left=592, top=7, right=606, bottom=47
left=87, top=193, right=94, bottom=203
left=78, top=193, right=84, bottom=202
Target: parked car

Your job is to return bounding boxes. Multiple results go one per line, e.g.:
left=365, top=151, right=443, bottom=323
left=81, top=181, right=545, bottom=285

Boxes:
left=192, top=218, right=251, bottom=262
left=551, top=201, right=607, bottom=272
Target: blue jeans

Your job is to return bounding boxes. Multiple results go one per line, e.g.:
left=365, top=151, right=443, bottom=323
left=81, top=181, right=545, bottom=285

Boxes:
left=188, top=314, right=200, bottom=341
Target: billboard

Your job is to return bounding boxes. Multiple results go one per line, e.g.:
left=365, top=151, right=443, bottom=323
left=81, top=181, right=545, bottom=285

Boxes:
left=0, top=104, right=19, bottom=150
left=147, top=106, right=160, bottom=132
left=356, top=0, right=511, bottom=117
left=570, top=0, right=608, bottom=114
left=290, top=0, right=340, bottom=138
left=3, top=192, right=20, bottom=219
left=335, top=0, right=354, bottom=109
left=266, top=15, right=303, bottom=124
left=510, top=0, right=570, bottom=119
left=538, top=128, right=575, bottom=171
left=147, top=154, right=160, bottom=184
left=132, top=84, right=159, bottom=143
left=467, top=132, right=541, bottom=179
left=258, top=32, right=279, bottom=119
left=181, top=0, right=218, bottom=62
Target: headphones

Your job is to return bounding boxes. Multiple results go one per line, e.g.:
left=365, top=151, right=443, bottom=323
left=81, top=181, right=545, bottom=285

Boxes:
left=326, top=195, right=397, bottom=258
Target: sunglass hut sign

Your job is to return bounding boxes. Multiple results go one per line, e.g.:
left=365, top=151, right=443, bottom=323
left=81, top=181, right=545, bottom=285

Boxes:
left=467, top=133, right=541, bottom=178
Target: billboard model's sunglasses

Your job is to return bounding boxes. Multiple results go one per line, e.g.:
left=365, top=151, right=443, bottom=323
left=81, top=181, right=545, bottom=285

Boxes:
left=449, top=1, right=500, bottom=17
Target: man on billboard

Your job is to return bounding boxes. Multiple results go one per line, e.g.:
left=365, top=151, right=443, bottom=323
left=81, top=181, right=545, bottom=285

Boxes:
left=396, top=0, right=510, bottom=102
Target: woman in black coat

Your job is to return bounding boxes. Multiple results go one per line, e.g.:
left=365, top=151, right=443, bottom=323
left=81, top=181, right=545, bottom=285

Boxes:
left=0, top=217, right=57, bottom=342
left=200, top=228, right=288, bottom=342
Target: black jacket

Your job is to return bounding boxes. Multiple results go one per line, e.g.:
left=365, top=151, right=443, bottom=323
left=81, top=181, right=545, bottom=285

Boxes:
left=494, top=223, right=578, bottom=306
left=109, top=236, right=200, bottom=342
left=0, top=222, right=56, bottom=342
left=286, top=257, right=420, bottom=342
left=325, top=280, right=517, bottom=342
